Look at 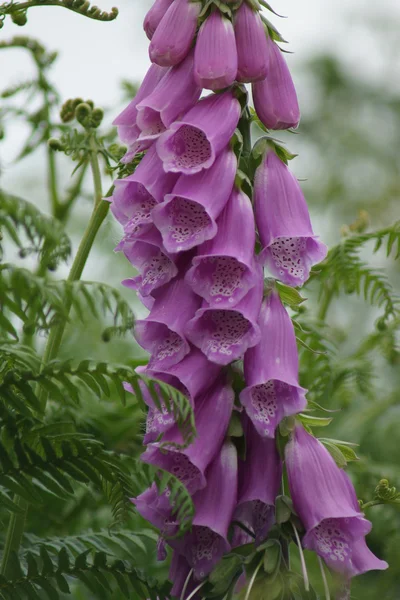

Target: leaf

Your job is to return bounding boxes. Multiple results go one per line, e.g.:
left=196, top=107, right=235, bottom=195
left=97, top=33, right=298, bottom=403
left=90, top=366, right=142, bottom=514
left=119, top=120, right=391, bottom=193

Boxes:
left=297, top=414, right=333, bottom=427
left=276, top=282, right=307, bottom=307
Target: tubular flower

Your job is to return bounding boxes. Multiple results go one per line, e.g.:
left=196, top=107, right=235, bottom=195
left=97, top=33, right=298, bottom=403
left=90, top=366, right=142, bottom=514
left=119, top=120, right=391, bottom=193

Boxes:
left=143, top=0, right=175, bottom=40
left=149, top=0, right=201, bottom=67
left=110, top=145, right=178, bottom=236
left=254, top=149, right=327, bottom=287
left=232, top=415, right=282, bottom=546
left=185, top=267, right=263, bottom=365
left=141, top=377, right=234, bottom=494
left=194, top=9, right=238, bottom=90
left=185, top=186, right=257, bottom=308
left=285, top=425, right=388, bottom=578
left=156, top=90, right=241, bottom=174
left=134, top=273, right=201, bottom=369
left=234, top=1, right=269, bottom=83
left=240, top=288, right=307, bottom=437
left=252, top=38, right=300, bottom=130
left=170, top=441, right=238, bottom=579
left=136, top=50, right=202, bottom=143
left=123, top=381, right=175, bottom=444
left=152, top=146, right=237, bottom=252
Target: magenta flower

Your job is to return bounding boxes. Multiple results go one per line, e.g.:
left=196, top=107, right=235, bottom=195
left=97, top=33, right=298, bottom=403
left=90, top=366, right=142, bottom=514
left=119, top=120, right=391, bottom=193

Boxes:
left=240, top=289, right=307, bottom=437
left=234, top=2, right=269, bottom=83
left=132, top=483, right=178, bottom=537
left=124, top=381, right=175, bottom=444
left=233, top=416, right=282, bottom=546
left=152, top=147, right=237, bottom=252
left=110, top=145, right=178, bottom=236
left=171, top=441, right=238, bottom=579
left=134, top=274, right=202, bottom=370
left=169, top=552, right=199, bottom=598
left=285, top=425, right=388, bottom=578
left=194, top=9, right=237, bottom=90
left=117, top=227, right=178, bottom=297
left=252, top=39, right=300, bottom=130
left=254, top=149, right=327, bottom=287
left=137, top=347, right=220, bottom=405
left=143, top=0, right=175, bottom=40
left=149, top=0, right=201, bottom=67
left=185, top=186, right=257, bottom=308
left=136, top=50, right=201, bottom=143
left=141, top=377, right=234, bottom=494
left=156, top=91, right=241, bottom=174
left=185, top=268, right=263, bottom=365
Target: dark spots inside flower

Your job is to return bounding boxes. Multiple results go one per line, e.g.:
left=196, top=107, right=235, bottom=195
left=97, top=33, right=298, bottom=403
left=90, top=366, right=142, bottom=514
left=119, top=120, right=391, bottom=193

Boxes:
left=124, top=184, right=157, bottom=233
left=201, top=309, right=251, bottom=357
left=137, top=107, right=166, bottom=138
left=167, top=125, right=212, bottom=170
left=166, top=197, right=212, bottom=248
left=193, top=256, right=247, bottom=303
left=269, top=236, right=307, bottom=281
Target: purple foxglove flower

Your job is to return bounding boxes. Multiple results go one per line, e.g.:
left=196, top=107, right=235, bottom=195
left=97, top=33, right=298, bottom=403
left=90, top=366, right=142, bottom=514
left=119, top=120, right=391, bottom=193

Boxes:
left=123, top=381, right=175, bottom=444
left=136, top=50, right=201, bottom=143
left=233, top=416, right=282, bottom=546
left=117, top=227, right=178, bottom=297
left=185, top=186, right=257, bottom=308
left=152, top=147, right=237, bottom=252
left=169, top=552, right=200, bottom=599
left=240, top=289, right=307, bottom=437
left=149, top=0, right=201, bottom=67
left=113, top=63, right=167, bottom=160
left=285, top=425, right=388, bottom=578
left=254, top=150, right=327, bottom=287
left=143, top=0, right=175, bottom=40
left=252, top=39, right=300, bottom=130
left=137, top=347, right=220, bottom=405
left=234, top=2, right=269, bottom=83
left=184, top=266, right=263, bottom=365
left=141, top=377, right=234, bottom=494
left=110, top=145, right=178, bottom=236
left=171, top=441, right=238, bottom=579
left=132, top=483, right=179, bottom=537
left=156, top=91, right=241, bottom=174
left=134, top=274, right=202, bottom=370
left=194, top=9, right=238, bottom=90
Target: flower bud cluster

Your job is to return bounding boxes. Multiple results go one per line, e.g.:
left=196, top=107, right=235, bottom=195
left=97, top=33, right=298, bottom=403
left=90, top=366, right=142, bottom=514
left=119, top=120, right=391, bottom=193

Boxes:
left=110, top=0, right=387, bottom=595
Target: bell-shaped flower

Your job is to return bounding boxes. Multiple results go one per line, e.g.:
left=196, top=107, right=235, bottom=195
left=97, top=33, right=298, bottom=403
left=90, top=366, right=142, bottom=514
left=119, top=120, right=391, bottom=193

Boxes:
left=169, top=552, right=200, bottom=599
left=152, top=147, right=237, bottom=252
left=185, top=186, right=257, bottom=308
left=252, top=39, right=300, bottom=130
left=240, top=289, right=307, bottom=437
left=194, top=9, right=237, bottom=90
left=110, top=145, right=178, bottom=236
left=134, top=274, right=202, bottom=370
left=117, top=227, right=178, bottom=297
left=234, top=2, right=269, bottom=83
left=232, top=416, right=282, bottom=546
left=136, top=50, right=201, bottom=143
left=141, top=377, right=234, bottom=494
left=132, top=483, right=179, bottom=538
left=137, top=347, right=220, bottom=405
left=149, top=0, right=201, bottom=67
left=113, top=63, right=167, bottom=161
left=185, top=267, right=263, bottom=365
left=123, top=381, right=175, bottom=444
left=254, top=150, right=327, bottom=287
left=171, top=441, right=238, bottom=579
left=156, top=91, right=241, bottom=175
left=285, top=425, right=388, bottom=578
left=143, top=0, right=175, bottom=40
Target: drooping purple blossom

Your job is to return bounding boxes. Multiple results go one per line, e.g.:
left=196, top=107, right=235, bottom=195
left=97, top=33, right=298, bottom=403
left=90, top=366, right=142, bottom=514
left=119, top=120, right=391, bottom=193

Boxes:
left=185, top=186, right=257, bottom=308
left=117, top=227, right=178, bottom=297
left=134, top=274, right=202, bottom=369
left=285, top=425, right=388, bottom=578
left=141, top=377, right=234, bottom=494
left=232, top=415, right=282, bottom=546
left=152, top=147, right=237, bottom=252
left=124, top=381, right=175, bottom=444
left=132, top=483, right=178, bottom=537
left=252, top=38, right=300, bottom=130
left=149, top=0, right=201, bottom=67
left=194, top=9, right=238, bottom=90
left=254, top=149, right=327, bottom=287
left=185, top=267, right=263, bottom=365
left=240, top=288, right=307, bottom=437
left=234, top=1, right=269, bottom=83
left=156, top=91, right=241, bottom=175
left=171, top=440, right=238, bottom=579
left=136, top=50, right=201, bottom=143
left=169, top=552, right=200, bottom=599
left=143, top=0, right=175, bottom=40
left=110, top=145, right=178, bottom=236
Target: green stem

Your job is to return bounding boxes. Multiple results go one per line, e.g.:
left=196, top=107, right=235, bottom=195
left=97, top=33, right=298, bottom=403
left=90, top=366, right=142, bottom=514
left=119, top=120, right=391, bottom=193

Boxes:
left=318, top=285, right=335, bottom=322
left=0, top=497, right=28, bottom=577
left=238, top=107, right=252, bottom=157
left=6, top=0, right=118, bottom=20
left=361, top=500, right=385, bottom=510
left=47, top=143, right=59, bottom=215
left=58, top=163, right=88, bottom=223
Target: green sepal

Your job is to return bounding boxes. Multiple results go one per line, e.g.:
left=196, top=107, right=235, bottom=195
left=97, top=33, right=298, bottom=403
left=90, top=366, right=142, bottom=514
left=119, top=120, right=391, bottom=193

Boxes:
left=276, top=281, right=307, bottom=308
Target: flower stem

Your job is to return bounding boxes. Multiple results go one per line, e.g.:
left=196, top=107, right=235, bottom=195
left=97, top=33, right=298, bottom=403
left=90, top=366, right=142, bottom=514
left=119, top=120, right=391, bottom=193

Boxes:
left=291, top=522, right=310, bottom=592
left=318, top=555, right=331, bottom=600
left=318, top=285, right=335, bottom=322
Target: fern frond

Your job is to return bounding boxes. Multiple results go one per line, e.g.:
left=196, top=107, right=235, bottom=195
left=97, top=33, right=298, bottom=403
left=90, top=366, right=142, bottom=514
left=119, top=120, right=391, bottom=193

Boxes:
left=0, top=191, right=71, bottom=268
